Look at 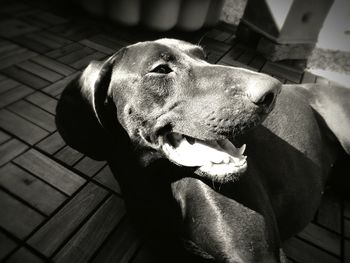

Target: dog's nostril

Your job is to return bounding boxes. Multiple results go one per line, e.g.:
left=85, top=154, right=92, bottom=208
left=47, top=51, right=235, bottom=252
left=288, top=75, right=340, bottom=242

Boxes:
left=256, top=92, right=275, bottom=107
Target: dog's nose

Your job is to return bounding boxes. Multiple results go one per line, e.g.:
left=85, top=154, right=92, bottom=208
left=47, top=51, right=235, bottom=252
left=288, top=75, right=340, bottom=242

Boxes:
left=247, top=77, right=281, bottom=108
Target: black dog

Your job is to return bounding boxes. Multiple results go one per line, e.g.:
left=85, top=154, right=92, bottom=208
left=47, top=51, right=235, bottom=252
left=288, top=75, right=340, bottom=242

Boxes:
left=56, top=39, right=350, bottom=263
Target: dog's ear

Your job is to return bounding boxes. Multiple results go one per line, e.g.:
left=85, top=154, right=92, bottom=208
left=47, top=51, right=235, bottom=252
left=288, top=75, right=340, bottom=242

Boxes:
left=56, top=48, right=127, bottom=160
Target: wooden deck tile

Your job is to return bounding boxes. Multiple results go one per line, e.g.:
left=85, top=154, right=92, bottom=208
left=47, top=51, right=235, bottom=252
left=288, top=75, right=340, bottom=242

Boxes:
left=130, top=243, right=155, bottom=263
left=8, top=100, right=56, bottom=132
left=70, top=52, right=106, bottom=70
left=219, top=44, right=245, bottom=65
left=344, top=218, right=350, bottom=239
left=200, top=38, right=232, bottom=63
left=26, top=92, right=58, bottom=115
left=49, top=24, right=98, bottom=42
left=261, top=61, right=302, bottom=84
left=54, top=145, right=84, bottom=166
left=283, top=237, right=340, bottom=263
left=26, top=31, right=72, bottom=50
left=0, top=43, right=37, bottom=70
left=298, top=223, right=341, bottom=256
left=17, top=61, right=63, bottom=82
left=35, top=131, right=65, bottom=155
left=94, top=165, right=121, bottom=194
left=0, top=85, right=34, bottom=108
left=90, top=217, right=140, bottom=263
left=0, top=190, right=44, bottom=239
left=21, top=11, right=67, bottom=29
left=42, top=72, right=80, bottom=98
left=0, top=130, right=11, bottom=144
left=0, top=163, right=67, bottom=215
left=0, top=138, right=28, bottom=166
left=45, top=43, right=85, bottom=59
left=74, top=156, right=106, bottom=177
left=0, top=19, right=38, bottom=38
left=236, top=49, right=256, bottom=65
left=79, top=39, right=116, bottom=55
left=88, top=34, right=129, bottom=52
left=28, top=182, right=108, bottom=257
left=0, top=231, right=18, bottom=261
left=0, top=78, right=21, bottom=94
left=6, top=247, right=44, bottom=263
left=14, top=149, right=85, bottom=195
left=53, top=195, right=126, bottom=263
left=345, top=240, right=350, bottom=263
left=0, top=109, right=49, bottom=144
left=2, top=66, right=50, bottom=90
left=31, top=56, right=76, bottom=77
left=316, top=194, right=342, bottom=234
left=12, top=35, right=54, bottom=54
left=302, top=71, right=317, bottom=83
left=58, top=47, right=95, bottom=65
left=248, top=55, right=266, bottom=71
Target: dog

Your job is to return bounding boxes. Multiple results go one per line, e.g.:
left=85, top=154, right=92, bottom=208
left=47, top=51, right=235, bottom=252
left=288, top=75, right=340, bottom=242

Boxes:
left=56, top=39, right=350, bottom=263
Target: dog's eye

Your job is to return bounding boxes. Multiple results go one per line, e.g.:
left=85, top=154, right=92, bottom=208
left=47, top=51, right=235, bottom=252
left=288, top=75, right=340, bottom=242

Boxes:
left=150, top=64, right=173, bottom=74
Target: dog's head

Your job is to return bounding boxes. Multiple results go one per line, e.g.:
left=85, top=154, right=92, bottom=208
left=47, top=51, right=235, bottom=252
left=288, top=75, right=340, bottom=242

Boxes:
left=56, top=39, right=281, bottom=183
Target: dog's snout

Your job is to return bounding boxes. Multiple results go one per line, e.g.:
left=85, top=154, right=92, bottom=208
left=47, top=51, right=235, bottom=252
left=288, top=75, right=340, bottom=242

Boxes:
left=247, top=77, right=281, bottom=108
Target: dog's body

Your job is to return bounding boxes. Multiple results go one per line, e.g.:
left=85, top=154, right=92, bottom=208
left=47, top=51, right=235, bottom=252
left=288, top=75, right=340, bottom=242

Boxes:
left=56, top=39, right=350, bottom=263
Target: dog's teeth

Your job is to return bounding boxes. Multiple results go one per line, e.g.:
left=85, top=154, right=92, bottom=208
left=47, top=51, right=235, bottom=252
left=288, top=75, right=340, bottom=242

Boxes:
left=238, top=144, right=246, bottom=155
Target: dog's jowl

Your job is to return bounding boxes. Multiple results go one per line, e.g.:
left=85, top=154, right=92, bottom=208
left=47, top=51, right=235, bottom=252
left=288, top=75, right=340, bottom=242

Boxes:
left=56, top=39, right=350, bottom=263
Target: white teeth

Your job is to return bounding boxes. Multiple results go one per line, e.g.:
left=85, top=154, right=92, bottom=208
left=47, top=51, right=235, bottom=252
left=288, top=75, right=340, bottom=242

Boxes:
left=238, top=144, right=246, bottom=155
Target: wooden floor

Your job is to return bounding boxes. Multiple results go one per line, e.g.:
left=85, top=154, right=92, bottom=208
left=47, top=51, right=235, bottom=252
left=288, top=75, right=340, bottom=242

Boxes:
left=0, top=1, right=349, bottom=262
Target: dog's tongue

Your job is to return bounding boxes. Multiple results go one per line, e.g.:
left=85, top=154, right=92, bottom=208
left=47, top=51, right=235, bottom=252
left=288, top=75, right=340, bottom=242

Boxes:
left=161, top=133, right=247, bottom=177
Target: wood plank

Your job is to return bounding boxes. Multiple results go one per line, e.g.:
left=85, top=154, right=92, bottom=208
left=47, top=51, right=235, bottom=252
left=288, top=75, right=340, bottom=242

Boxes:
left=261, top=61, right=302, bottom=83
left=14, top=149, right=85, bottom=195
left=55, top=145, right=83, bottom=166
left=6, top=247, right=44, bottom=263
left=74, top=156, right=106, bottom=177
left=70, top=52, right=106, bottom=70
left=42, top=72, right=80, bottom=97
left=28, top=182, right=108, bottom=257
left=26, top=31, right=72, bottom=50
left=94, top=165, right=121, bottom=194
left=283, top=237, right=340, bottom=263
left=0, top=232, right=18, bottom=261
left=298, top=223, right=341, bottom=256
left=8, top=100, right=56, bottom=132
left=344, top=218, right=350, bottom=239
left=130, top=243, right=156, bottom=263
left=0, top=48, right=37, bottom=70
left=58, top=47, right=95, bottom=65
left=0, top=19, right=38, bottom=38
left=0, top=190, right=44, bottom=239
left=31, top=56, right=75, bottom=76
left=26, top=92, right=57, bottom=115
left=54, top=195, right=126, bottom=263
left=219, top=44, right=245, bottom=65
left=0, top=109, right=49, bottom=144
left=45, top=43, right=84, bottom=59
left=0, top=130, right=11, bottom=144
left=249, top=55, right=266, bottom=71
left=345, top=240, right=350, bottom=263
left=0, top=163, right=67, bottom=215
left=0, top=138, right=28, bottom=166
left=49, top=24, right=98, bottom=42
left=13, top=35, right=53, bottom=54
left=90, top=217, right=140, bottom=263
left=79, top=39, right=115, bottom=55
left=0, top=85, right=34, bottom=108
left=316, top=194, right=341, bottom=233
left=0, top=78, right=20, bottom=94
left=88, top=34, right=128, bottom=51
left=2, top=66, right=50, bottom=90
left=35, top=131, right=65, bottom=154
left=237, top=49, right=256, bottom=65
left=17, top=61, right=63, bottom=82
left=302, top=71, right=317, bottom=83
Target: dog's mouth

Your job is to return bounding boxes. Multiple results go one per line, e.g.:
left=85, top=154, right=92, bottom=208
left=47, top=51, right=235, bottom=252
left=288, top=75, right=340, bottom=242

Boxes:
left=160, top=132, right=247, bottom=183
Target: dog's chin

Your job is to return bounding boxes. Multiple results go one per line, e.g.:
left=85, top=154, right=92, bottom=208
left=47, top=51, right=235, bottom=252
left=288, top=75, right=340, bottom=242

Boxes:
left=160, top=132, right=247, bottom=183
